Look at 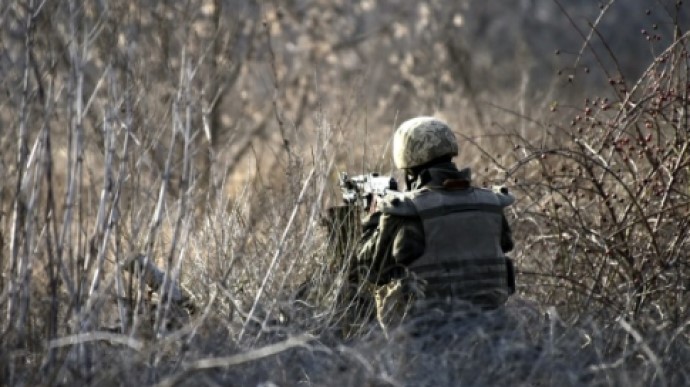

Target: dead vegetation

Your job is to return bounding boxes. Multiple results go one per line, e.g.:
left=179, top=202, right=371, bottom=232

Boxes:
left=1, top=1, right=690, bottom=386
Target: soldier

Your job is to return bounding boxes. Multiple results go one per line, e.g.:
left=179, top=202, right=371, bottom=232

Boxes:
left=355, top=116, right=516, bottom=335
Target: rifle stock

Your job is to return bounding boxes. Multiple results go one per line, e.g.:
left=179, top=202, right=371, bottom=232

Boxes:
left=339, top=172, right=399, bottom=211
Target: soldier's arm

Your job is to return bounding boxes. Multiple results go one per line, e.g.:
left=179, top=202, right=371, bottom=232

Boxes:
left=378, top=194, right=424, bottom=268
left=391, top=217, right=425, bottom=266
left=500, top=213, right=514, bottom=253
left=492, top=188, right=515, bottom=253
left=355, top=195, right=423, bottom=284
left=354, top=212, right=397, bottom=284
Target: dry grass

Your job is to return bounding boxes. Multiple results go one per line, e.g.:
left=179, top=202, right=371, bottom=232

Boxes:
left=1, top=1, right=690, bottom=386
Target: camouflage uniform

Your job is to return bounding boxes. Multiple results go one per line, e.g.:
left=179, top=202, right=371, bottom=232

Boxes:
left=354, top=117, right=515, bottom=334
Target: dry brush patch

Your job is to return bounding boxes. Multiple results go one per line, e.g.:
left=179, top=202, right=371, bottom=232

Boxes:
left=2, top=1, right=690, bottom=386
left=489, top=31, right=690, bottom=326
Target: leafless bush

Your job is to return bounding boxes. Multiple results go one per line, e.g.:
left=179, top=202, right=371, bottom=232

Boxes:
left=488, top=12, right=690, bottom=326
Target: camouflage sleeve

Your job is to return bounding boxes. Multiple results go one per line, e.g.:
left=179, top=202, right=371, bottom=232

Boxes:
left=355, top=212, right=425, bottom=285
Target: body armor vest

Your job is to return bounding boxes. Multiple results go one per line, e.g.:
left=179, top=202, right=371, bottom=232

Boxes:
left=407, top=187, right=511, bottom=308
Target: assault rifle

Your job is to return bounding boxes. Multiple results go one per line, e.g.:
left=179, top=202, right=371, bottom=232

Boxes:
left=339, top=172, right=399, bottom=211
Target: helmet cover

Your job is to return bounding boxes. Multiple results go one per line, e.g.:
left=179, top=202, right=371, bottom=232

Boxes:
left=392, top=117, right=459, bottom=169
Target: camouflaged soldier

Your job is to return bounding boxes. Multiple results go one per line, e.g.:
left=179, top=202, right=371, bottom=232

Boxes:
left=355, top=116, right=516, bottom=334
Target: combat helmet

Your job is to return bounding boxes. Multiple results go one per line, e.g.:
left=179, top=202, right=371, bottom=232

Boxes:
left=392, top=117, right=459, bottom=169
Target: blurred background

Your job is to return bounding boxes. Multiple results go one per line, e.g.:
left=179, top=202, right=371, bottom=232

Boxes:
left=2, top=0, right=685, bottom=196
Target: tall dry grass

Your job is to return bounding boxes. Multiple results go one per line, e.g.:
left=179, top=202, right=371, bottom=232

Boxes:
left=1, top=1, right=689, bottom=386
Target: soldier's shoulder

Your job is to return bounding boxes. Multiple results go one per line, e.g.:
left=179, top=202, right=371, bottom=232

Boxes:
left=473, top=185, right=515, bottom=207
left=378, top=191, right=418, bottom=217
